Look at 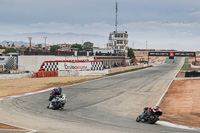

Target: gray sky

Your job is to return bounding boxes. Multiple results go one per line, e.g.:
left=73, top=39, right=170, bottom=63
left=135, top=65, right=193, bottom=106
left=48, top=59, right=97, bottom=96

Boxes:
left=1, top=0, right=200, bottom=50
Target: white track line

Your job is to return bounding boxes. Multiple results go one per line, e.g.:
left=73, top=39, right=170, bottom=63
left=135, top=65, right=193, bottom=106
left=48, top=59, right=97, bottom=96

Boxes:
left=157, top=121, right=200, bottom=131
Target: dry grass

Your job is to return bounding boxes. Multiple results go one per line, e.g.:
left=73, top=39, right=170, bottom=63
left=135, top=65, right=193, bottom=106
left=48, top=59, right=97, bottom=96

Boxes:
left=0, top=75, right=104, bottom=97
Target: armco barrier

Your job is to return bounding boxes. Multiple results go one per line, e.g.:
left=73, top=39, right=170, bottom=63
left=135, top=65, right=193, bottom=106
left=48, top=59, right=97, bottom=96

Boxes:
left=33, top=71, right=58, bottom=78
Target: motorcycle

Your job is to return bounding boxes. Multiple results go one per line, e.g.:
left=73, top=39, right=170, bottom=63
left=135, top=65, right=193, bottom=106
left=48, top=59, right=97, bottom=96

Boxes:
left=49, top=88, right=62, bottom=101
left=47, top=94, right=67, bottom=110
left=136, top=107, right=162, bottom=124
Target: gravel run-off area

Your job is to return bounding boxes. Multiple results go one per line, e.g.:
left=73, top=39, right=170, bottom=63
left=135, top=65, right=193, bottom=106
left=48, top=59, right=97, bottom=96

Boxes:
left=159, top=79, right=200, bottom=128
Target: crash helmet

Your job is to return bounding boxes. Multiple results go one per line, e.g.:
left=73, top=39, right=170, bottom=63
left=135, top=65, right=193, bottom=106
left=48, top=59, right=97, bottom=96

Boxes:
left=57, top=87, right=62, bottom=94
left=154, top=106, right=159, bottom=109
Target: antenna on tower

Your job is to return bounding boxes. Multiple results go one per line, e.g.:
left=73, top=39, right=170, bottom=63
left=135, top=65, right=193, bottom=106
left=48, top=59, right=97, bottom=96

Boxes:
left=28, top=37, right=32, bottom=47
left=115, top=1, right=118, bottom=32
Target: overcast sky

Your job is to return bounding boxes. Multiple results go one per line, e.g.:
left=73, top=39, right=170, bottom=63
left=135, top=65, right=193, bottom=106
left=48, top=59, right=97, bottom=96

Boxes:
left=1, top=0, right=200, bottom=50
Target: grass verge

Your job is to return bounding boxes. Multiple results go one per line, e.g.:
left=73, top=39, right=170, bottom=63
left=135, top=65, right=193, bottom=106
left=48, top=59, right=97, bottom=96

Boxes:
left=46, top=78, right=90, bottom=86
left=164, top=57, right=169, bottom=63
left=180, top=68, right=199, bottom=71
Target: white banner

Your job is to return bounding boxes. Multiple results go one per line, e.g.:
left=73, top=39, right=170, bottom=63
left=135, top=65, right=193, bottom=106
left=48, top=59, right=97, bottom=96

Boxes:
left=58, top=62, right=91, bottom=70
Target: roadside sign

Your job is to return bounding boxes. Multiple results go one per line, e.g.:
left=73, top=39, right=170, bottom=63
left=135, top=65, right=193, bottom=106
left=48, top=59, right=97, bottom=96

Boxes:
left=174, top=52, right=195, bottom=57
left=170, top=52, right=174, bottom=57
left=148, top=52, right=169, bottom=56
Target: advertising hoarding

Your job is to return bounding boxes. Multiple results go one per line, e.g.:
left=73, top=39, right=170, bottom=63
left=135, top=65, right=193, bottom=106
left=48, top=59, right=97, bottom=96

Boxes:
left=149, top=52, right=195, bottom=57
left=58, top=62, right=91, bottom=71
left=148, top=52, right=169, bottom=56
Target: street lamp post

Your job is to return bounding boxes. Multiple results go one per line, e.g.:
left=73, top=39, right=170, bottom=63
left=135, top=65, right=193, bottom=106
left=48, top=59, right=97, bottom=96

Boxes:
left=43, top=37, right=47, bottom=51
left=146, top=41, right=148, bottom=63
left=146, top=41, right=147, bottom=52
left=43, top=37, right=47, bottom=47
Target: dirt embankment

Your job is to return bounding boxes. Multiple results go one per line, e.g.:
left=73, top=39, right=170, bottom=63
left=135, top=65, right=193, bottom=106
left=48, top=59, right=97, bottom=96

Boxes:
left=176, top=72, right=185, bottom=78
left=0, top=123, right=24, bottom=130
left=159, top=80, right=200, bottom=128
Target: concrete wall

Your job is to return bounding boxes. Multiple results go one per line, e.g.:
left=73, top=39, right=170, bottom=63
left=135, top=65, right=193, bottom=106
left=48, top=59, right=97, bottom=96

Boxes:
left=0, top=62, right=154, bottom=79
left=18, top=55, right=94, bottom=72
left=191, top=64, right=200, bottom=68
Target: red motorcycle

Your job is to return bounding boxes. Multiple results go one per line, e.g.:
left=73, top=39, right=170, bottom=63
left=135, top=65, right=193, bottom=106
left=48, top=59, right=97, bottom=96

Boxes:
left=136, top=106, right=162, bottom=124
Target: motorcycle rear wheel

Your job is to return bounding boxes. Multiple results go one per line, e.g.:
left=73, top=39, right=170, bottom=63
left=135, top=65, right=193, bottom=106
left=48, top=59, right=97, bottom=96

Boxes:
left=53, top=102, right=61, bottom=110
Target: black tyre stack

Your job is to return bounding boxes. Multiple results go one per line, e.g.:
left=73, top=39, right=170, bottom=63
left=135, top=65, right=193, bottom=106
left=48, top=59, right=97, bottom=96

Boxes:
left=185, top=71, right=200, bottom=77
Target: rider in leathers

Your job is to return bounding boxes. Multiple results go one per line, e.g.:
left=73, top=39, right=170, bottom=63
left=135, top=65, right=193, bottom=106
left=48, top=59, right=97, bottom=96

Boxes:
left=141, top=106, right=160, bottom=118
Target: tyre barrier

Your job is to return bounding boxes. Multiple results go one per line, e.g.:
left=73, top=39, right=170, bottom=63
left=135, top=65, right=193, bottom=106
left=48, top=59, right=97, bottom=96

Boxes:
left=185, top=71, right=200, bottom=77
left=33, top=71, right=58, bottom=78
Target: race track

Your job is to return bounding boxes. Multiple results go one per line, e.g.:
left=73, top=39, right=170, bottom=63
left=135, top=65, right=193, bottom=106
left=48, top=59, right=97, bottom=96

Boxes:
left=0, top=57, right=198, bottom=133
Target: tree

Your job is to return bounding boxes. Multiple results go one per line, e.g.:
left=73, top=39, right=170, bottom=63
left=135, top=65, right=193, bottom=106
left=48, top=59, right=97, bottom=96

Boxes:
left=71, top=43, right=83, bottom=50
left=12, top=42, right=15, bottom=47
left=0, top=45, right=4, bottom=49
left=83, top=41, right=94, bottom=48
left=2, top=48, right=17, bottom=54
left=50, top=45, right=60, bottom=52
left=82, top=47, right=93, bottom=51
left=128, top=48, right=135, bottom=59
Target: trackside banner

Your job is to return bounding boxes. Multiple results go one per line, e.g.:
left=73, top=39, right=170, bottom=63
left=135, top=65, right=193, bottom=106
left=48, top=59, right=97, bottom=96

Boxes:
left=174, top=52, right=195, bottom=57
left=148, top=52, right=169, bottom=56
left=58, top=62, right=91, bottom=70
left=149, top=52, right=195, bottom=57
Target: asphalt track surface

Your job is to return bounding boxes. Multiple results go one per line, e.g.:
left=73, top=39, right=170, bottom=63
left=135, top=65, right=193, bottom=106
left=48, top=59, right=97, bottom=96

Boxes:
left=0, top=58, right=199, bottom=133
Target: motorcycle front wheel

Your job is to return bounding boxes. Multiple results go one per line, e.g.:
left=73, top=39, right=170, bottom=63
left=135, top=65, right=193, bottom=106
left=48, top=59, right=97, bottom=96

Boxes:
left=136, top=115, right=142, bottom=122
left=148, top=115, right=158, bottom=124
